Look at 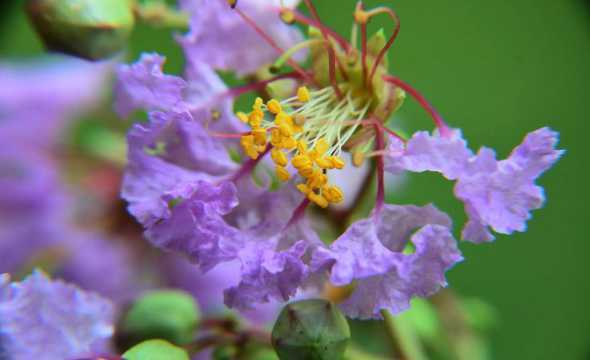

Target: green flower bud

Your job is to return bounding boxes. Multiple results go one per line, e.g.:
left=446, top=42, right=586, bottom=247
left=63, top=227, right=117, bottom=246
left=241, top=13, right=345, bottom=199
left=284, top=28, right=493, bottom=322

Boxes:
left=123, top=339, right=190, bottom=360
left=271, top=299, right=351, bottom=360
left=26, top=0, right=135, bottom=60
left=120, top=290, right=200, bottom=346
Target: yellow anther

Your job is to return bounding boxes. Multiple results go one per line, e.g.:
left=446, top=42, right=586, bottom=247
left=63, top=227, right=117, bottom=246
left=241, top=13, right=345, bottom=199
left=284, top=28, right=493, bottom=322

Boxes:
left=328, top=156, right=345, bottom=169
left=270, top=128, right=282, bottom=146
left=315, top=157, right=334, bottom=169
left=276, top=112, right=294, bottom=127
left=276, top=166, right=291, bottom=182
left=253, top=97, right=264, bottom=110
left=296, top=183, right=311, bottom=195
left=267, top=99, right=282, bottom=114
left=280, top=137, right=297, bottom=150
left=297, top=140, right=308, bottom=154
left=279, top=8, right=296, bottom=24
left=252, top=129, right=266, bottom=146
left=354, top=8, right=369, bottom=24
left=236, top=111, right=249, bottom=123
left=227, top=0, right=238, bottom=9
left=314, top=138, right=329, bottom=155
left=271, top=148, right=288, bottom=167
left=298, top=166, right=315, bottom=178
left=308, top=192, right=329, bottom=208
left=352, top=151, right=365, bottom=167
left=278, top=123, right=293, bottom=137
left=297, top=86, right=311, bottom=102
left=248, top=111, right=262, bottom=128
left=240, top=134, right=254, bottom=147
left=323, top=185, right=344, bottom=204
left=294, top=114, right=306, bottom=126
left=307, top=171, right=327, bottom=189
left=292, top=154, right=312, bottom=169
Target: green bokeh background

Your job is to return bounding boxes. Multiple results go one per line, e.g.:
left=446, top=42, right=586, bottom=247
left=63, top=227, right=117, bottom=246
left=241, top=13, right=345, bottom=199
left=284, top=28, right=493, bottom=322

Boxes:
left=1, top=0, right=588, bottom=359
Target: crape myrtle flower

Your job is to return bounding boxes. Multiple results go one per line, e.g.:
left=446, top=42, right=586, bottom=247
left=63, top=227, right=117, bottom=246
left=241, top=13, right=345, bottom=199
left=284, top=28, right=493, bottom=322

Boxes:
left=0, top=271, right=115, bottom=360
left=116, top=0, right=562, bottom=318
left=0, top=58, right=138, bottom=303
left=385, top=127, right=564, bottom=243
left=178, top=0, right=306, bottom=76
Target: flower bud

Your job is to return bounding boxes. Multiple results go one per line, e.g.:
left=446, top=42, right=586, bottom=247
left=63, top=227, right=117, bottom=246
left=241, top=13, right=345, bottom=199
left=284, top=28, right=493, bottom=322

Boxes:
left=119, top=290, right=200, bottom=346
left=26, top=0, right=135, bottom=60
left=123, top=339, right=190, bottom=360
left=271, top=299, right=350, bottom=360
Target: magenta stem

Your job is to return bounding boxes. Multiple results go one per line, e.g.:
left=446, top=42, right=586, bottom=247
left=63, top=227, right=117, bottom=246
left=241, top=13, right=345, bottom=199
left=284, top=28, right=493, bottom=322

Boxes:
left=382, top=75, right=450, bottom=135
left=374, top=124, right=386, bottom=211
left=230, top=145, right=271, bottom=183
left=285, top=198, right=311, bottom=229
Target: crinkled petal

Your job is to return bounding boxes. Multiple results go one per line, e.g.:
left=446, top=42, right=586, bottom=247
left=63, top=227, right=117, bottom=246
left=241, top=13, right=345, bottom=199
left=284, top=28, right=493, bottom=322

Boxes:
left=114, top=53, right=187, bottom=117
left=224, top=240, right=308, bottom=310
left=145, top=180, right=241, bottom=272
left=0, top=271, right=115, bottom=360
left=456, top=128, right=563, bottom=242
left=340, top=225, right=462, bottom=319
left=179, top=0, right=305, bottom=76
left=313, top=204, right=461, bottom=319
left=385, top=130, right=472, bottom=180
left=122, top=111, right=236, bottom=227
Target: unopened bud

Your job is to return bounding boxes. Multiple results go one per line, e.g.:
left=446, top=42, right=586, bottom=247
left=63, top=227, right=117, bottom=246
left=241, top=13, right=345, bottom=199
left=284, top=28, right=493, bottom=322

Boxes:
left=26, top=0, right=135, bottom=60
left=119, top=290, right=200, bottom=346
left=123, top=339, right=189, bottom=360
left=271, top=299, right=350, bottom=360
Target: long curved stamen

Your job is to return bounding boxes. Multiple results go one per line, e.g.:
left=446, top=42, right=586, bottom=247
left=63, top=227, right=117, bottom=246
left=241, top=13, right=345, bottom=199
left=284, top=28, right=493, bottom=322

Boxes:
left=382, top=75, right=450, bottom=135
left=272, top=39, right=326, bottom=71
left=226, top=71, right=302, bottom=98
left=360, top=23, right=368, bottom=86
left=284, top=9, right=351, bottom=52
left=233, top=7, right=316, bottom=85
left=373, top=123, right=385, bottom=211
left=302, top=0, right=343, bottom=99
left=285, top=198, right=311, bottom=228
left=230, top=144, right=271, bottom=182
left=367, top=7, right=401, bottom=85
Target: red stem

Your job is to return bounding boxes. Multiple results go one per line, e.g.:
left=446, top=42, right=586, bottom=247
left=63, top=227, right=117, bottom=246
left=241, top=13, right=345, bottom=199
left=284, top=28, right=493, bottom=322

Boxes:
left=368, top=9, right=401, bottom=85
left=302, top=0, right=343, bottom=99
left=230, top=145, right=271, bottom=183
left=382, top=75, right=450, bottom=135
left=234, top=8, right=316, bottom=85
left=374, top=124, right=386, bottom=211
left=225, top=71, right=301, bottom=98
left=291, top=10, right=350, bottom=51
left=285, top=198, right=311, bottom=229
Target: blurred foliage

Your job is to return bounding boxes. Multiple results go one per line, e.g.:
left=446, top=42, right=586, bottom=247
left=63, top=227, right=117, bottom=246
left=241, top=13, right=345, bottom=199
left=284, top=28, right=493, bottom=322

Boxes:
left=0, top=0, right=589, bottom=359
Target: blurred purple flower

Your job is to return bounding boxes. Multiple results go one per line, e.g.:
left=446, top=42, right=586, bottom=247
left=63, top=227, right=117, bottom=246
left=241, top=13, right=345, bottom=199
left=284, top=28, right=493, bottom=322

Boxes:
left=179, top=0, right=305, bottom=76
left=0, top=271, right=115, bottom=360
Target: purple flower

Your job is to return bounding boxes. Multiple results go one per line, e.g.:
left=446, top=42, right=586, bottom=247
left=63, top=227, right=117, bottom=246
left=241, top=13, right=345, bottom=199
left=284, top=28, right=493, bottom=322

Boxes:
left=114, top=53, right=188, bottom=118
left=179, top=0, right=305, bottom=76
left=312, top=204, right=462, bottom=319
left=385, top=128, right=563, bottom=243
left=0, top=271, right=115, bottom=360
left=0, top=57, right=108, bottom=149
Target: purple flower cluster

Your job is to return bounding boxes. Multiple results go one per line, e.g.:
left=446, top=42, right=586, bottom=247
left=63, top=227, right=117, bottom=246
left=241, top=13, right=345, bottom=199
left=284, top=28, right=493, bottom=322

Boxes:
left=0, top=271, right=115, bottom=360
left=115, top=0, right=563, bottom=319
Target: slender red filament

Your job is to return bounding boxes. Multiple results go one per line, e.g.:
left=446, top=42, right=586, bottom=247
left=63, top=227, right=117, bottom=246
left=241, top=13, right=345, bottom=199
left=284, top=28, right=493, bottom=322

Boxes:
left=290, top=10, right=350, bottom=52
left=285, top=198, right=311, bottom=229
left=382, top=75, right=449, bottom=135
left=368, top=8, right=401, bottom=85
left=302, top=0, right=343, bottom=99
left=374, top=123, right=386, bottom=211
left=234, top=8, right=316, bottom=85
left=230, top=145, right=271, bottom=183
left=225, top=71, right=301, bottom=98
left=208, top=131, right=250, bottom=139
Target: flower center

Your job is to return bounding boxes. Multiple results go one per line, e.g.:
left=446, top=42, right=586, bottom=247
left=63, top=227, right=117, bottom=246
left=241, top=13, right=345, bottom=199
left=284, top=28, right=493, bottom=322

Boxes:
left=238, top=86, right=370, bottom=208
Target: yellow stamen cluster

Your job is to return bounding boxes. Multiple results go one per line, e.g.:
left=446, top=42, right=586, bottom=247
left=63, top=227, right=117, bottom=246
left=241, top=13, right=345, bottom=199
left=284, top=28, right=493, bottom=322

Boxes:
left=237, top=86, right=349, bottom=208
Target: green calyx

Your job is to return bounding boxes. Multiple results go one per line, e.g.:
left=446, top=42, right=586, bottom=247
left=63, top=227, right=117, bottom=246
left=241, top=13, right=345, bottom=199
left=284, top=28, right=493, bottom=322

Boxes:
left=119, top=290, right=200, bottom=347
left=308, top=27, right=402, bottom=121
left=271, top=299, right=351, bottom=360
left=26, top=0, right=135, bottom=60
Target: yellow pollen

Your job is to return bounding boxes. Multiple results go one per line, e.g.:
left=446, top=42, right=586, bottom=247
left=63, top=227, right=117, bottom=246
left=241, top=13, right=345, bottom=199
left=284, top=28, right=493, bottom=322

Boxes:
left=252, top=129, right=266, bottom=146
left=308, top=192, right=329, bottom=208
left=236, top=111, right=249, bottom=123
left=315, top=157, right=334, bottom=169
left=280, top=8, right=296, bottom=24
left=276, top=166, right=291, bottom=182
left=296, top=183, right=311, bottom=195
left=248, top=111, right=262, bottom=128
left=323, top=185, right=344, bottom=203
left=271, top=148, right=288, bottom=167
left=280, top=137, right=297, bottom=150
left=270, top=128, right=282, bottom=146
left=267, top=99, right=282, bottom=114
left=253, top=97, right=264, bottom=110
left=297, top=86, right=311, bottom=102
left=328, top=156, right=345, bottom=169
left=292, top=154, right=312, bottom=169
left=352, top=151, right=365, bottom=167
